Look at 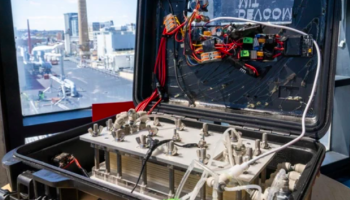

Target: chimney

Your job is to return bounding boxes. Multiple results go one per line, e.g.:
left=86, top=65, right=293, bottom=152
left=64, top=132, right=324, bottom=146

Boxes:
left=78, top=0, right=90, bottom=59
left=27, top=19, right=32, bottom=55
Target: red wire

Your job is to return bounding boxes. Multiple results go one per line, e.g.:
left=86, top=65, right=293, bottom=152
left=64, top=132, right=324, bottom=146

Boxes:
left=62, top=159, right=75, bottom=169
left=175, top=30, right=185, bottom=42
left=244, top=64, right=260, bottom=76
left=273, top=53, right=282, bottom=58
left=74, top=158, right=83, bottom=169
left=148, top=98, right=162, bottom=114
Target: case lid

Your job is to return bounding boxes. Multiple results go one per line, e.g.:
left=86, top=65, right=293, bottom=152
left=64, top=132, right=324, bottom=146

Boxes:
left=133, top=0, right=338, bottom=138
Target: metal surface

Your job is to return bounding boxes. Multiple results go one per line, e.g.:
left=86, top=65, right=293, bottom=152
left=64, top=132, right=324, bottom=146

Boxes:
left=80, top=120, right=280, bottom=183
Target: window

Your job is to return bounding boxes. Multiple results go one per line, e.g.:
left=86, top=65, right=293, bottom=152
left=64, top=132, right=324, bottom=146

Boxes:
left=10, top=0, right=137, bottom=116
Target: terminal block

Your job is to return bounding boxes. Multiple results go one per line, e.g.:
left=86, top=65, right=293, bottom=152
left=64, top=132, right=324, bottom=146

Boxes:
left=164, top=14, right=178, bottom=33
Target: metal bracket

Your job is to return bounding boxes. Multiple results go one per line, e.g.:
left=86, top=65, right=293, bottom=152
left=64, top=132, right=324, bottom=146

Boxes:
left=338, top=0, right=347, bottom=48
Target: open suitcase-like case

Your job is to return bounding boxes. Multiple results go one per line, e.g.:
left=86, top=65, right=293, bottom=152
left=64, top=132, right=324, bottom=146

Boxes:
left=2, top=0, right=339, bottom=199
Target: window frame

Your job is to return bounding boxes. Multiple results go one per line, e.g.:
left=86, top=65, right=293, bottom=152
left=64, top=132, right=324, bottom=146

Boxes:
left=0, top=0, right=92, bottom=151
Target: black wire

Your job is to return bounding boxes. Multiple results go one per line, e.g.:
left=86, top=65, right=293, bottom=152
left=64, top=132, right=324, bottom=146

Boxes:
left=167, top=0, right=174, bottom=14
left=131, top=139, right=172, bottom=193
left=172, top=23, right=196, bottom=105
left=174, top=143, right=198, bottom=148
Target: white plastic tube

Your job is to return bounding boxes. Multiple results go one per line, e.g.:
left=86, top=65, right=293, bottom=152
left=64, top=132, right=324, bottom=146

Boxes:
left=207, top=17, right=322, bottom=166
left=175, top=128, right=237, bottom=199
left=224, top=185, right=262, bottom=200
left=189, top=128, right=238, bottom=200
left=224, top=130, right=235, bottom=167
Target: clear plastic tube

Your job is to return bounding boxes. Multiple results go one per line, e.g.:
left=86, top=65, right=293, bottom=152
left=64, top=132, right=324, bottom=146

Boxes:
left=206, top=17, right=322, bottom=166
left=267, top=169, right=287, bottom=200
left=224, top=131, right=234, bottom=167
left=224, top=185, right=262, bottom=200
left=188, top=128, right=237, bottom=200
left=175, top=161, right=195, bottom=198
left=175, top=128, right=237, bottom=199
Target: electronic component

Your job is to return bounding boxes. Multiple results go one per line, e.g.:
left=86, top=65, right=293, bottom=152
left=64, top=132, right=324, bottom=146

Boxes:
left=227, top=57, right=260, bottom=77
left=53, top=152, right=71, bottom=168
left=191, top=27, right=202, bottom=42
left=201, top=39, right=216, bottom=52
left=284, top=36, right=302, bottom=56
left=257, top=51, right=264, bottom=57
left=302, top=35, right=314, bottom=57
left=53, top=153, right=89, bottom=177
left=284, top=35, right=314, bottom=57
left=164, top=14, right=177, bottom=33
left=201, top=51, right=221, bottom=63
left=240, top=50, right=250, bottom=58
left=243, top=37, right=254, bottom=49
left=203, top=30, right=211, bottom=36
left=251, top=50, right=257, bottom=60
left=188, top=0, right=209, bottom=12
left=230, top=24, right=263, bottom=40
left=194, top=14, right=210, bottom=23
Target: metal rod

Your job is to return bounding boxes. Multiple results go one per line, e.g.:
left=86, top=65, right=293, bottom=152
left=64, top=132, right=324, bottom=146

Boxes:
left=116, top=151, right=122, bottom=177
left=245, top=190, right=250, bottom=200
left=45, top=185, right=50, bottom=197
left=261, top=168, right=267, bottom=190
left=105, top=149, right=110, bottom=173
left=200, top=184, right=206, bottom=200
left=56, top=188, right=61, bottom=200
left=168, top=165, right=175, bottom=197
left=94, top=147, right=100, bottom=170
left=236, top=190, right=242, bottom=200
left=217, top=191, right=224, bottom=200
left=141, top=158, right=147, bottom=186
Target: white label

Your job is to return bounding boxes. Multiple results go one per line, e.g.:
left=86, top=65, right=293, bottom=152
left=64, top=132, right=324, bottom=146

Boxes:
left=207, top=0, right=294, bottom=25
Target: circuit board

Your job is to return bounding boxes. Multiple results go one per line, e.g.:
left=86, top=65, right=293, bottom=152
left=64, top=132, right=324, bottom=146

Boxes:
left=153, top=0, right=326, bottom=121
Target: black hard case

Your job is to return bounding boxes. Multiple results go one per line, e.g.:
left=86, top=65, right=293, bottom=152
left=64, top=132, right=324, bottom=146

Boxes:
left=4, top=0, right=339, bottom=199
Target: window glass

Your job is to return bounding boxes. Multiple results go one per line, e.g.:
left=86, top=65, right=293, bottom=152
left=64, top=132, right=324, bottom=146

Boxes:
left=11, top=0, right=136, bottom=116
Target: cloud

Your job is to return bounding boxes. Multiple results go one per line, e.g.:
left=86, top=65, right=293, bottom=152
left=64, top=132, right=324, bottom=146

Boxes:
left=29, top=1, right=41, bottom=6
left=28, top=15, right=64, bottom=20
left=65, top=0, right=77, bottom=4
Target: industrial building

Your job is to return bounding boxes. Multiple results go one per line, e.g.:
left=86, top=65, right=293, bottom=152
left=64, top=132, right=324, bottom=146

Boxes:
left=97, top=28, right=135, bottom=57
left=63, top=13, right=79, bottom=55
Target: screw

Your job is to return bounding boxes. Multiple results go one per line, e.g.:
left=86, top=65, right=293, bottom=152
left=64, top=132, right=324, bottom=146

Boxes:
left=246, top=147, right=253, bottom=160
left=235, top=155, right=243, bottom=165
left=153, top=117, right=160, bottom=126
left=254, top=139, right=261, bottom=156
left=201, top=123, right=209, bottom=136
left=140, top=135, right=147, bottom=148
left=167, top=141, right=177, bottom=156
left=173, top=129, right=181, bottom=142
left=261, top=133, right=270, bottom=149
left=106, top=119, right=113, bottom=131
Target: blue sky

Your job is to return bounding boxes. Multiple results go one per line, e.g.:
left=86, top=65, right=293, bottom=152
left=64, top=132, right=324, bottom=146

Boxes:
left=12, top=0, right=137, bottom=30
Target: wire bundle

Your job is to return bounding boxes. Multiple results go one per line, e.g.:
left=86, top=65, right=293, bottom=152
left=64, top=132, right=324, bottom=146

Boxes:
left=136, top=29, right=168, bottom=114
left=61, top=156, right=89, bottom=178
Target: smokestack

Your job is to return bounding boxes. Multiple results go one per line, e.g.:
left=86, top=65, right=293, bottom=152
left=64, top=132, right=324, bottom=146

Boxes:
left=78, top=0, right=90, bottom=59
left=27, top=19, right=32, bottom=55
